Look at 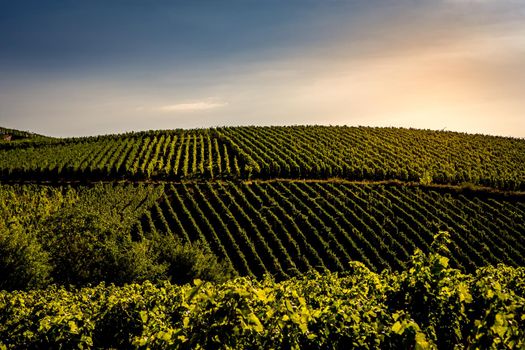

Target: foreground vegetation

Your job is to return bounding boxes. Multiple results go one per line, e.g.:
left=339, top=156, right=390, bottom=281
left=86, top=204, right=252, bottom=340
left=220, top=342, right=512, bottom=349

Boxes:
left=1, top=126, right=523, bottom=189
left=1, top=234, right=524, bottom=349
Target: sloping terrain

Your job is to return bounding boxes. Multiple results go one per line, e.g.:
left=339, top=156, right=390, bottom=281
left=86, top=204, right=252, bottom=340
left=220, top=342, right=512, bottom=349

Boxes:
left=0, top=126, right=51, bottom=143
left=137, top=181, right=525, bottom=278
left=1, top=126, right=524, bottom=190
left=1, top=125, right=524, bottom=282
left=1, top=125, right=524, bottom=348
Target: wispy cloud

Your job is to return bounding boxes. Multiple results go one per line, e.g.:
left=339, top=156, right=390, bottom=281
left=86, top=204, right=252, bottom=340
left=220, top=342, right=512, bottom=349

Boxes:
left=157, top=99, right=228, bottom=112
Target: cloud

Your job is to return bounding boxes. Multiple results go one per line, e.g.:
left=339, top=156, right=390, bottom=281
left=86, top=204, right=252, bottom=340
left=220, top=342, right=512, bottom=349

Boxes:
left=157, top=100, right=228, bottom=112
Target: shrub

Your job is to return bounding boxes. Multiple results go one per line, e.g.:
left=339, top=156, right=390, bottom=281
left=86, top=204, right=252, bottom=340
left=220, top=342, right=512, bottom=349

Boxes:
left=0, top=223, right=51, bottom=291
left=154, top=235, right=236, bottom=285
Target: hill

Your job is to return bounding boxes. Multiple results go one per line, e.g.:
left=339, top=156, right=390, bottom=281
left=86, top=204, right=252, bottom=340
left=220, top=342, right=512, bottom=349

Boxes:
left=137, top=180, right=525, bottom=277
left=1, top=125, right=524, bottom=348
left=0, top=126, right=51, bottom=143
left=0, top=126, right=524, bottom=190
left=0, top=125, right=524, bottom=284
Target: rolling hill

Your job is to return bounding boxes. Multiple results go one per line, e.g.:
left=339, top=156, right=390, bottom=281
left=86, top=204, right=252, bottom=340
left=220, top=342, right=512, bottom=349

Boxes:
left=1, top=125, right=524, bottom=348
left=1, top=126, right=523, bottom=190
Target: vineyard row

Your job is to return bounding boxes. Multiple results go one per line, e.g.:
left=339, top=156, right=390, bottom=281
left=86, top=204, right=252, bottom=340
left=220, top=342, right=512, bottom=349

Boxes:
left=1, top=126, right=524, bottom=190
left=136, top=181, right=525, bottom=278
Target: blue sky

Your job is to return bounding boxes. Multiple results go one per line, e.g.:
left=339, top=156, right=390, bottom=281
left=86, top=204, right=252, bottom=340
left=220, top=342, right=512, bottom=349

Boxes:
left=1, top=0, right=524, bottom=137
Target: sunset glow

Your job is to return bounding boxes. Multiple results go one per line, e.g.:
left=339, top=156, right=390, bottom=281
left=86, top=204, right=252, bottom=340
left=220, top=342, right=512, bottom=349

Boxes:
left=1, top=0, right=524, bottom=137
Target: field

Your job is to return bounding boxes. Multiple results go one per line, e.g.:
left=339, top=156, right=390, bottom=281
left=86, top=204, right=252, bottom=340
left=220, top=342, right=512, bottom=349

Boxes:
left=2, top=126, right=524, bottom=189
left=140, top=181, right=525, bottom=277
left=1, top=126, right=524, bottom=348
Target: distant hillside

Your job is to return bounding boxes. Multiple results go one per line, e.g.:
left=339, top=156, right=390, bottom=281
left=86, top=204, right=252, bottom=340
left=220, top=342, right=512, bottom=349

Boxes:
left=0, top=126, right=49, bottom=140
left=0, top=126, right=523, bottom=190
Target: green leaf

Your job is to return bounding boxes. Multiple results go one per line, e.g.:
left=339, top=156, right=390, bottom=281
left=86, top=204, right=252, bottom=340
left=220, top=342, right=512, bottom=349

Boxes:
left=392, top=321, right=404, bottom=335
left=415, top=332, right=431, bottom=350
left=438, top=256, right=449, bottom=268
left=247, top=313, right=264, bottom=333
left=68, top=320, right=79, bottom=334
left=255, top=289, right=267, bottom=302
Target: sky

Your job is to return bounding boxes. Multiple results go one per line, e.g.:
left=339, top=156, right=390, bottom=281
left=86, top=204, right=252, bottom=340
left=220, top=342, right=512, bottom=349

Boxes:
left=0, top=0, right=524, bottom=138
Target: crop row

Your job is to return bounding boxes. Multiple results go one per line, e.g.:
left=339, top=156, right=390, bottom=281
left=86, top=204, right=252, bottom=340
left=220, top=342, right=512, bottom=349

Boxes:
left=0, top=130, right=242, bottom=180
left=137, top=181, right=525, bottom=278
left=1, top=126, right=524, bottom=189
left=2, top=252, right=525, bottom=349
left=220, top=126, right=525, bottom=190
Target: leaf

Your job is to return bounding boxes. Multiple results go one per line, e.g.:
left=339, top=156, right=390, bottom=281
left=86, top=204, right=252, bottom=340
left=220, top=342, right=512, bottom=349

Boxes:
left=255, top=289, right=267, bottom=302
left=391, top=321, right=404, bottom=335
left=491, top=325, right=507, bottom=338
left=68, top=320, right=79, bottom=334
left=438, top=256, right=449, bottom=268
left=247, top=313, right=264, bottom=333
left=160, top=331, right=172, bottom=342
left=415, top=332, right=431, bottom=350
left=298, top=319, right=309, bottom=334
left=177, top=335, right=187, bottom=342
left=457, top=283, right=472, bottom=303
left=286, top=300, right=294, bottom=312
left=140, top=310, right=148, bottom=323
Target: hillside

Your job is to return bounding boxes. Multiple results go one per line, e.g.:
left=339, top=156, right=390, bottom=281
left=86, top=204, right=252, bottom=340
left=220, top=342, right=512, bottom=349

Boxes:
left=1, top=126, right=524, bottom=190
left=0, top=126, right=51, bottom=143
left=138, top=180, right=525, bottom=277
left=1, top=125, right=524, bottom=348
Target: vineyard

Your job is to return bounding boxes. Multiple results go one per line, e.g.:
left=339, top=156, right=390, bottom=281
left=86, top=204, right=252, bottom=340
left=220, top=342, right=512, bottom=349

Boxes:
left=2, top=243, right=524, bottom=349
left=138, top=181, right=525, bottom=278
left=1, top=126, right=524, bottom=189
left=1, top=125, right=525, bottom=348
left=0, top=130, right=243, bottom=180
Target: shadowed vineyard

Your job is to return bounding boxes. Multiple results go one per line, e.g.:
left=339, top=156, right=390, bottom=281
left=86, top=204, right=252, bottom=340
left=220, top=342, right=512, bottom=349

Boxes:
left=137, top=181, right=525, bottom=279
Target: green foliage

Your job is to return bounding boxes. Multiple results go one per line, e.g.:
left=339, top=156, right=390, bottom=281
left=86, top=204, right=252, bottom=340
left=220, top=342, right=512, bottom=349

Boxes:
left=1, top=181, right=524, bottom=289
left=41, top=208, right=140, bottom=286
left=154, top=235, right=236, bottom=285
left=0, top=185, right=74, bottom=290
left=141, top=181, right=525, bottom=278
left=1, top=126, right=523, bottom=190
left=0, top=224, right=51, bottom=291
left=0, top=183, right=236, bottom=289
left=419, top=171, right=433, bottom=186
left=0, top=244, right=524, bottom=349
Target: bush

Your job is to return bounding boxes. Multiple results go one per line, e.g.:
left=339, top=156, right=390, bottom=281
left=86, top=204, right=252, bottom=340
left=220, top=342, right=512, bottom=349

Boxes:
left=154, top=235, right=236, bottom=285
left=0, top=223, right=51, bottom=291
left=36, top=208, right=234, bottom=287
left=40, top=209, right=128, bottom=286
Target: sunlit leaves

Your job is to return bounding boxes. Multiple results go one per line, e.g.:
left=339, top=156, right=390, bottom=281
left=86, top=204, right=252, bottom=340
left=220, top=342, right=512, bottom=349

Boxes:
left=1, top=246, right=524, bottom=349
